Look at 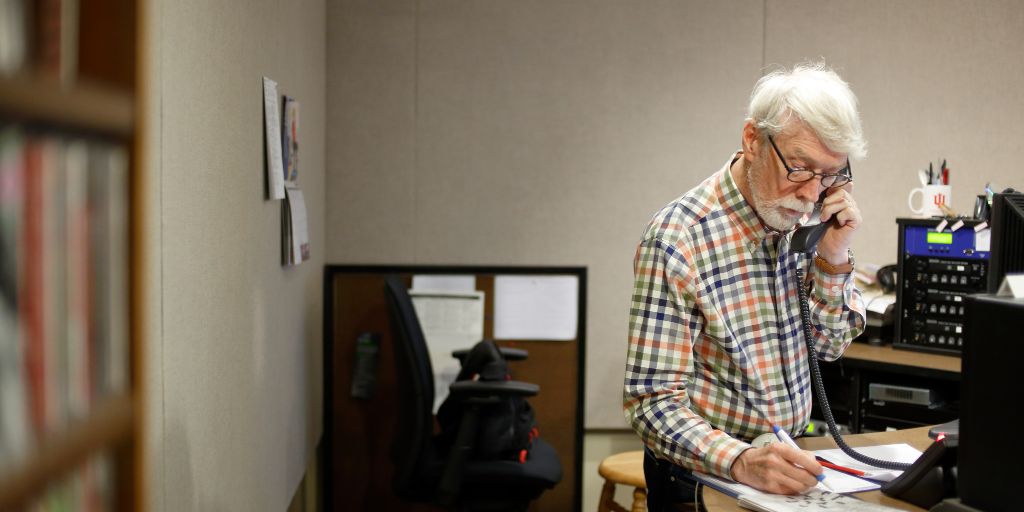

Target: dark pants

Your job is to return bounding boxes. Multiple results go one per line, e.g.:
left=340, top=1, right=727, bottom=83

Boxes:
left=643, top=448, right=701, bottom=512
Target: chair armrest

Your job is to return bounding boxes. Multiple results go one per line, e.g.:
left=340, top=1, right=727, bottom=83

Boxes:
left=448, top=379, right=539, bottom=399
left=437, top=378, right=538, bottom=503
left=498, top=347, right=528, bottom=361
left=451, top=344, right=529, bottom=363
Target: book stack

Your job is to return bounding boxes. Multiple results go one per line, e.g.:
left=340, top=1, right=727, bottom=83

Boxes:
left=0, top=127, right=129, bottom=482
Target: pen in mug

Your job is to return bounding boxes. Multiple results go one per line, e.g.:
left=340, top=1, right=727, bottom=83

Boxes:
left=772, top=424, right=834, bottom=491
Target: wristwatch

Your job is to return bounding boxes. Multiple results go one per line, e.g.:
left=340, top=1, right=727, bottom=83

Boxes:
left=814, top=250, right=854, bottom=275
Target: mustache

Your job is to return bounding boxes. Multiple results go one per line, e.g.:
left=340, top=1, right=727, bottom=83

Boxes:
left=765, top=196, right=814, bottom=213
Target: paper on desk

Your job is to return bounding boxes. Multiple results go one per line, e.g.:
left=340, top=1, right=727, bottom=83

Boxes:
left=864, top=293, right=895, bottom=315
left=817, top=468, right=879, bottom=493
left=692, top=472, right=766, bottom=499
left=996, top=273, right=1024, bottom=298
left=696, top=465, right=878, bottom=497
left=738, top=488, right=902, bottom=512
left=813, top=444, right=922, bottom=482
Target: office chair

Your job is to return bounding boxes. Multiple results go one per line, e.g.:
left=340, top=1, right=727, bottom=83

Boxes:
left=383, top=275, right=562, bottom=512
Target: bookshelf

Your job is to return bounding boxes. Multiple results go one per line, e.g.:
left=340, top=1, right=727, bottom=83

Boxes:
left=0, top=0, right=142, bottom=509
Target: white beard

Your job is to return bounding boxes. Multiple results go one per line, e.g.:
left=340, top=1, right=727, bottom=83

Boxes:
left=747, top=161, right=815, bottom=231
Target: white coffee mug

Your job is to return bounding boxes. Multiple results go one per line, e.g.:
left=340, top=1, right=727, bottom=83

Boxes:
left=908, top=184, right=952, bottom=217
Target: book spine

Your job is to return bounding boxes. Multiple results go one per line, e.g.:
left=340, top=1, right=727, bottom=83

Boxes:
left=0, top=127, right=30, bottom=467
left=40, top=136, right=67, bottom=435
left=64, top=140, right=90, bottom=420
left=21, top=138, right=47, bottom=437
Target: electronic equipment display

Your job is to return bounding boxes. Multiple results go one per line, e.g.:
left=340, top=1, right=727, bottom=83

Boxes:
left=894, top=219, right=989, bottom=355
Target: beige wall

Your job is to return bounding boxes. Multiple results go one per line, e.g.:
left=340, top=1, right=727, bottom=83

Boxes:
left=325, top=0, right=1024, bottom=430
left=141, top=0, right=326, bottom=510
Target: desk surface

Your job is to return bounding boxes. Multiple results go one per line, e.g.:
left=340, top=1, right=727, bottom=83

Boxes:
left=841, top=343, right=961, bottom=374
left=702, top=426, right=934, bottom=512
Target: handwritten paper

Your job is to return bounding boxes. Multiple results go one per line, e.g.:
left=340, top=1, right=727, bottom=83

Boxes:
left=738, top=489, right=901, bottom=512
left=697, top=467, right=877, bottom=497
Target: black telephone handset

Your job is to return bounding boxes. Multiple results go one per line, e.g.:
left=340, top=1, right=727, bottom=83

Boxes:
left=790, top=190, right=832, bottom=254
left=791, top=187, right=919, bottom=484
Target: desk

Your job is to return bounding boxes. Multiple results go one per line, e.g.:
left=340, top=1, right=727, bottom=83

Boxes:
left=702, top=426, right=934, bottom=512
left=816, top=344, right=960, bottom=433
left=841, top=343, right=960, bottom=375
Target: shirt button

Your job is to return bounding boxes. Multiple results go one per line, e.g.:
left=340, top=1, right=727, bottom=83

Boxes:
left=831, top=286, right=841, bottom=293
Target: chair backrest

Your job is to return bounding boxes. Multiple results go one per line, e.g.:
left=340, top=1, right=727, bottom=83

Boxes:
left=383, top=275, right=435, bottom=498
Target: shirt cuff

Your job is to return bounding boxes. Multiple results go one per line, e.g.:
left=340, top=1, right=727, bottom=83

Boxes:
left=811, top=265, right=853, bottom=306
left=705, top=435, right=753, bottom=479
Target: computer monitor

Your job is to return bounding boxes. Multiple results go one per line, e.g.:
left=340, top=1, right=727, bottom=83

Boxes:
left=955, top=193, right=1024, bottom=511
left=986, top=191, right=1024, bottom=292
left=960, top=294, right=1024, bottom=511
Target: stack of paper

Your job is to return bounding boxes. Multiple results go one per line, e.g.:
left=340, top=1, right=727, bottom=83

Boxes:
left=694, top=443, right=924, bottom=512
left=695, top=472, right=901, bottom=511
left=813, top=443, right=923, bottom=482
left=737, top=489, right=902, bottom=512
left=696, top=465, right=875, bottom=496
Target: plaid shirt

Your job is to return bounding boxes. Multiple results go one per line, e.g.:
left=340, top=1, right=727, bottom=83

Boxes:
left=623, top=153, right=865, bottom=478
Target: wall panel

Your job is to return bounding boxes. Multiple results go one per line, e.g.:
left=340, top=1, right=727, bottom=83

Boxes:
left=150, top=0, right=326, bottom=509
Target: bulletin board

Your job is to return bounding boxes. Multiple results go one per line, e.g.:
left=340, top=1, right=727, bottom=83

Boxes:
left=322, top=265, right=586, bottom=511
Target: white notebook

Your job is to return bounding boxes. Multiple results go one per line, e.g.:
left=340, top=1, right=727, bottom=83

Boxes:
left=737, top=489, right=902, bottom=512
left=695, top=465, right=878, bottom=496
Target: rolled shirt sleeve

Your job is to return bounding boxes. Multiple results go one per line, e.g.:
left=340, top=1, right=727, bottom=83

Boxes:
left=624, top=238, right=753, bottom=477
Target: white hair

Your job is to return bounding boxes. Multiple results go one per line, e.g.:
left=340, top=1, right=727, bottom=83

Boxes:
left=747, top=61, right=867, bottom=160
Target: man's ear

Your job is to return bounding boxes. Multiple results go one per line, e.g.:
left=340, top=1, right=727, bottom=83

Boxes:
left=741, top=120, right=760, bottom=163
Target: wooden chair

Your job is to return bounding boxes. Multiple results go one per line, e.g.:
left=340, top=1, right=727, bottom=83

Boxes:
left=597, top=450, right=647, bottom=512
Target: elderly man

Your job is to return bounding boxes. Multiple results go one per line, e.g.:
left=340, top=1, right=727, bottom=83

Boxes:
left=623, top=62, right=867, bottom=510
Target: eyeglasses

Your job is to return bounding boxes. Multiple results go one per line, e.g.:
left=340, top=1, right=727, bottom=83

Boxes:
left=767, top=135, right=852, bottom=188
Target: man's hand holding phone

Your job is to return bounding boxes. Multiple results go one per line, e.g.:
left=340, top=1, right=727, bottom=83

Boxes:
left=815, top=184, right=860, bottom=265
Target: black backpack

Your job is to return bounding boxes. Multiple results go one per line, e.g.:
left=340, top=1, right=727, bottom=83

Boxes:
left=436, top=340, right=538, bottom=462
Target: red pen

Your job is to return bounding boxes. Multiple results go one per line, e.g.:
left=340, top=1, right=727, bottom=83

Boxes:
left=815, top=457, right=866, bottom=477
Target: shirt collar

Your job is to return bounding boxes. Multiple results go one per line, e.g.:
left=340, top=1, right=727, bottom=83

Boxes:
left=718, top=151, right=781, bottom=247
